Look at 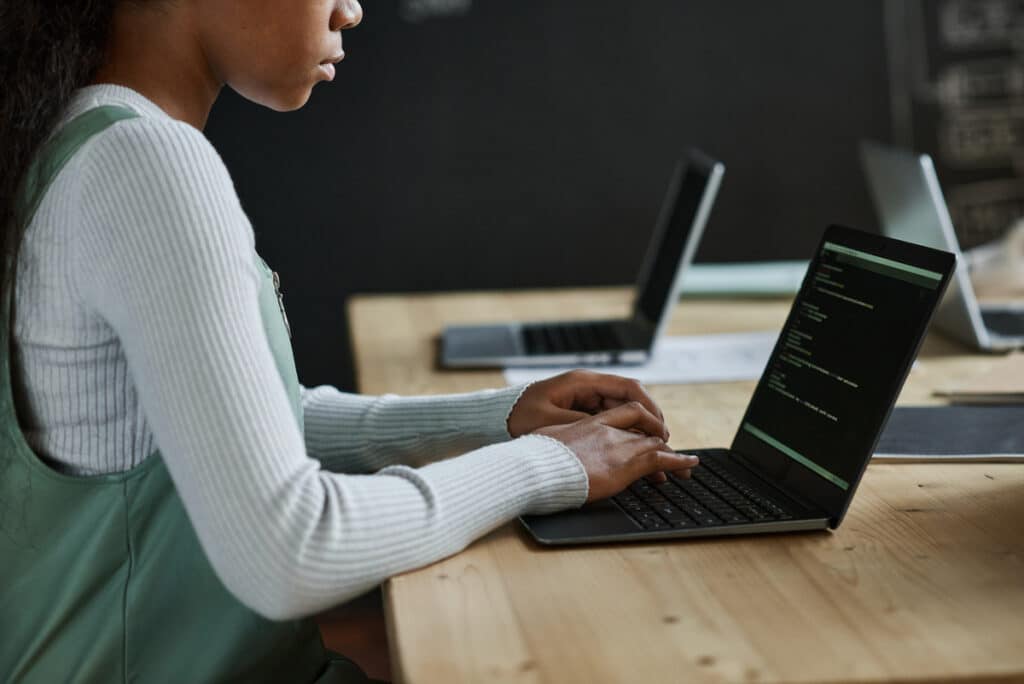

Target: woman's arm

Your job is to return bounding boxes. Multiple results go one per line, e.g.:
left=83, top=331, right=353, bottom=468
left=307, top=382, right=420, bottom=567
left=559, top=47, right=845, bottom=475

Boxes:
left=302, top=365, right=672, bottom=473
left=300, top=383, right=529, bottom=472
left=73, top=117, right=588, bottom=620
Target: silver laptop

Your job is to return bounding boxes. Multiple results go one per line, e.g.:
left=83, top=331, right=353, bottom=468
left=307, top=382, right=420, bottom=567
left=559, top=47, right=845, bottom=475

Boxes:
left=861, top=141, right=1024, bottom=351
left=440, top=149, right=725, bottom=368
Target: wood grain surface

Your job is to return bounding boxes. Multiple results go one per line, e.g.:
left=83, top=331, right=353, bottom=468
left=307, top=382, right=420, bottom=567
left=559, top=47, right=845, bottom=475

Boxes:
left=348, top=290, right=1024, bottom=684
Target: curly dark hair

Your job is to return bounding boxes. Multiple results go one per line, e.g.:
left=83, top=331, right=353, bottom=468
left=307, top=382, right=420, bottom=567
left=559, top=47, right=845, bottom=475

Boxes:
left=0, top=1, right=120, bottom=309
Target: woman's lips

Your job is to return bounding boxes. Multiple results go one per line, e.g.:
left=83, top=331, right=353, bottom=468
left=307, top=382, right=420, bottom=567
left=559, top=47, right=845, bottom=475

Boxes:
left=318, top=53, right=345, bottom=81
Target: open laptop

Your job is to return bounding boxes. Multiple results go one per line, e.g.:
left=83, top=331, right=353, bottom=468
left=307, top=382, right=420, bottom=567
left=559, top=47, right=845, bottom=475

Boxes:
left=861, top=141, right=1024, bottom=351
left=521, top=225, right=954, bottom=544
left=439, top=149, right=725, bottom=368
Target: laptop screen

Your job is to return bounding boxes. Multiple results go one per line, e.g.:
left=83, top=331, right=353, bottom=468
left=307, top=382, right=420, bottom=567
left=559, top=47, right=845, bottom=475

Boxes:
left=730, top=225, right=954, bottom=524
left=632, top=152, right=720, bottom=332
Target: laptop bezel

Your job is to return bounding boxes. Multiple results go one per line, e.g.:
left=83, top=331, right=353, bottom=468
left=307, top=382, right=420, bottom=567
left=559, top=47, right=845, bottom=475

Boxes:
left=629, top=149, right=725, bottom=349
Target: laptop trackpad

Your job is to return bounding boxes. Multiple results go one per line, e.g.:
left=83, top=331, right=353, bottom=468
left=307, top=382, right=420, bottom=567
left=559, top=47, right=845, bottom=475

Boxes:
left=521, top=500, right=638, bottom=544
left=445, top=324, right=523, bottom=357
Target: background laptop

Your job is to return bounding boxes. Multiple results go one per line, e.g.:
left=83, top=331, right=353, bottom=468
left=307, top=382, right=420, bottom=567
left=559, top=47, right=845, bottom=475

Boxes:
left=522, top=225, right=954, bottom=544
left=439, top=149, right=725, bottom=368
left=861, top=141, right=1024, bottom=351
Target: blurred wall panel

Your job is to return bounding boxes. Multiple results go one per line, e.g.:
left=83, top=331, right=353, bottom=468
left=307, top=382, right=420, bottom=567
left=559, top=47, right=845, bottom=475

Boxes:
left=887, top=0, right=1024, bottom=250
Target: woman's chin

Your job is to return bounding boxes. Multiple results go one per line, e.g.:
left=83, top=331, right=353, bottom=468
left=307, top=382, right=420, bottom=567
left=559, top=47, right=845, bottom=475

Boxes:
left=269, top=88, right=315, bottom=112
left=233, top=83, right=315, bottom=113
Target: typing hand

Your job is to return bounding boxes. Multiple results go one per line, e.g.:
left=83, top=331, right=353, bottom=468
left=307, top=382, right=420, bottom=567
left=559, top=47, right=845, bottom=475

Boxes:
left=533, top=403, right=699, bottom=503
left=507, top=370, right=667, bottom=438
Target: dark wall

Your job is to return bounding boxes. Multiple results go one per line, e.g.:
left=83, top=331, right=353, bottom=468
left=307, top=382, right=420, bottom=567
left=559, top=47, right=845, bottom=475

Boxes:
left=205, top=0, right=891, bottom=391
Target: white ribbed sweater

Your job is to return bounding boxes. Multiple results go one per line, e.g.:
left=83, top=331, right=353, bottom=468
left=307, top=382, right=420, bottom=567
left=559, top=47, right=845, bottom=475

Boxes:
left=12, top=84, right=588, bottom=620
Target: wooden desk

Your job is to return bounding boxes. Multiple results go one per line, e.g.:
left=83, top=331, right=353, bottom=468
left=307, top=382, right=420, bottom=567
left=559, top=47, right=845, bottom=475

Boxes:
left=348, top=289, right=1024, bottom=684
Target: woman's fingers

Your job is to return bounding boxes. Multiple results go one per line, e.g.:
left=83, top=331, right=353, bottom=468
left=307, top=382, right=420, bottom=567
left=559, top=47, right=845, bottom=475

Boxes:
left=535, top=413, right=696, bottom=502
left=546, top=407, right=592, bottom=426
left=564, top=371, right=665, bottom=422
left=594, top=401, right=668, bottom=440
left=669, top=452, right=700, bottom=479
left=637, top=450, right=699, bottom=481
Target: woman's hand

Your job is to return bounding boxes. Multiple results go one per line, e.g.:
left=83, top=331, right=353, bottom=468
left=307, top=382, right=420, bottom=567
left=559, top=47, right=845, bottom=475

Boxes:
left=507, top=370, right=667, bottom=439
left=507, top=371, right=695, bottom=497
left=535, top=403, right=699, bottom=502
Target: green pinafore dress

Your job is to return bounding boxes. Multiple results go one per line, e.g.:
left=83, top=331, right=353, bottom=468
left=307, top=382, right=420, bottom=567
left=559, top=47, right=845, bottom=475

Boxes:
left=0, top=106, right=370, bottom=683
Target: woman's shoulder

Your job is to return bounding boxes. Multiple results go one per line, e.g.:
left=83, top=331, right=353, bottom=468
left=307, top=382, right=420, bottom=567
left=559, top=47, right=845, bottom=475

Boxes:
left=66, top=108, right=255, bottom=255
left=75, top=111, right=234, bottom=197
left=61, top=85, right=222, bottom=169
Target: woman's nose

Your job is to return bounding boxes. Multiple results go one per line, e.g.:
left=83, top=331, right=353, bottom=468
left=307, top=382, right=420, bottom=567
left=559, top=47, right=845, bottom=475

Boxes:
left=332, top=0, right=363, bottom=31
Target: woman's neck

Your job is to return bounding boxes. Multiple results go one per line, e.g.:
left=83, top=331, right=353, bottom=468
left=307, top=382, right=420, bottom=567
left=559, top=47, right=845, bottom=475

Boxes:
left=91, top=3, right=222, bottom=130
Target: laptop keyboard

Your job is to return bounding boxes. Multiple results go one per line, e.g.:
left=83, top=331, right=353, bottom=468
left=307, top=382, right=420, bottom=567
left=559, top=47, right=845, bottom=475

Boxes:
left=612, top=452, right=799, bottom=531
left=523, top=322, right=620, bottom=354
left=982, top=309, right=1024, bottom=338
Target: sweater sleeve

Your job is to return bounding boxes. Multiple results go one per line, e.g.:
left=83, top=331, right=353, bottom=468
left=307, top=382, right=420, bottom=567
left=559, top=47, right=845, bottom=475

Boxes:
left=300, top=383, right=532, bottom=472
left=71, top=117, right=589, bottom=620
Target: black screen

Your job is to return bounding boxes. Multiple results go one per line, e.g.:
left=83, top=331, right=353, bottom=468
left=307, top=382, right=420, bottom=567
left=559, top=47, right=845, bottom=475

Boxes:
left=732, top=228, right=951, bottom=521
left=633, top=161, right=711, bottom=325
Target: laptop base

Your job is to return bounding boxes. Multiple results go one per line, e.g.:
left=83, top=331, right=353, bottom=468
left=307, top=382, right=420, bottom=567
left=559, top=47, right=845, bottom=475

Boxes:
left=981, top=307, right=1024, bottom=344
left=521, top=501, right=829, bottom=546
left=441, top=318, right=651, bottom=368
left=520, top=449, right=830, bottom=546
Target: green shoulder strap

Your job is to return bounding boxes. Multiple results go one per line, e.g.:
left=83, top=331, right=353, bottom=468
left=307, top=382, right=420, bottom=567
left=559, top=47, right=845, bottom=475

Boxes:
left=15, top=106, right=138, bottom=225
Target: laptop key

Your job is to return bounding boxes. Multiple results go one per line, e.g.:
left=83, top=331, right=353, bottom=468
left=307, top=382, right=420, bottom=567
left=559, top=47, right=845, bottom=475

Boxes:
left=577, top=325, right=599, bottom=350
left=708, top=504, right=738, bottom=518
left=594, top=324, right=619, bottom=351
left=706, top=465, right=797, bottom=515
left=682, top=502, right=715, bottom=521
left=542, top=326, right=562, bottom=353
left=738, top=505, right=771, bottom=522
left=623, top=466, right=796, bottom=528
left=523, top=327, right=546, bottom=355
left=661, top=510, right=694, bottom=524
left=562, top=325, right=583, bottom=350
left=658, top=482, right=685, bottom=497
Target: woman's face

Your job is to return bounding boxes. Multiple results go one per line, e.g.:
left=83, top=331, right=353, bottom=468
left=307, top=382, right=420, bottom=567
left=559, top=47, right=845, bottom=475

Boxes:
left=196, top=0, right=363, bottom=111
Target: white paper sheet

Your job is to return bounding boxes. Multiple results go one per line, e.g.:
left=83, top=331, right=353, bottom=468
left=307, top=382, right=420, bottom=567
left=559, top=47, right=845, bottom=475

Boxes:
left=503, top=331, right=778, bottom=386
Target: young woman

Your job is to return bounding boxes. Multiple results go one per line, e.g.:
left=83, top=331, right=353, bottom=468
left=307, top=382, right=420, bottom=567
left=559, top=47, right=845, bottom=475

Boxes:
left=0, top=1, right=698, bottom=681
